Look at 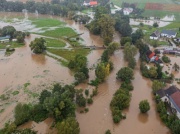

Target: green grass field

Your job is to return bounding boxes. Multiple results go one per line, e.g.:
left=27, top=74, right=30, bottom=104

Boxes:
left=39, top=27, right=77, bottom=38
left=31, top=18, right=65, bottom=27
left=45, top=38, right=66, bottom=47
left=0, top=42, right=24, bottom=49
left=142, top=10, right=180, bottom=21
left=47, top=48, right=90, bottom=61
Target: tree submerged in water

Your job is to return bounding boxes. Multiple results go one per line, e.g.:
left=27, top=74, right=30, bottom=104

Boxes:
left=30, top=38, right=46, bottom=54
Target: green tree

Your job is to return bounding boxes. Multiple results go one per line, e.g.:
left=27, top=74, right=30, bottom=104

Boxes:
left=39, top=90, right=51, bottom=104
left=74, top=72, right=86, bottom=83
left=30, top=38, right=46, bottom=54
left=105, top=129, right=111, bottom=134
left=148, top=67, right=158, bottom=78
left=119, top=23, right=132, bottom=37
left=76, top=90, right=86, bottom=107
left=98, top=14, right=115, bottom=45
left=95, top=62, right=110, bottom=82
left=2, top=25, right=16, bottom=38
left=14, top=103, right=31, bottom=126
left=107, top=42, right=119, bottom=55
left=124, top=43, right=137, bottom=62
left=120, top=37, right=132, bottom=46
left=56, top=117, right=80, bottom=134
left=111, top=89, right=131, bottom=110
left=0, top=122, right=17, bottom=134
left=170, top=119, right=180, bottom=134
left=152, top=80, right=165, bottom=93
left=173, top=63, right=180, bottom=72
left=116, top=67, right=134, bottom=82
left=162, top=55, right=171, bottom=63
left=153, top=22, right=159, bottom=28
left=128, top=57, right=136, bottom=69
left=139, top=100, right=150, bottom=113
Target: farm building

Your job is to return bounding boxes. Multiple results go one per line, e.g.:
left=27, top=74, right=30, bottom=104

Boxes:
left=83, top=0, right=98, bottom=7
left=0, top=36, right=10, bottom=43
left=156, top=86, right=180, bottom=119
left=161, top=30, right=177, bottom=38
left=123, top=8, right=133, bottom=15
left=150, top=30, right=160, bottom=40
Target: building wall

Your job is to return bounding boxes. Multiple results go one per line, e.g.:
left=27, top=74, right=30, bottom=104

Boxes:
left=150, top=36, right=158, bottom=40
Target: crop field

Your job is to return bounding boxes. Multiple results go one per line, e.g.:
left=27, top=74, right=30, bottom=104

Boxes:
left=145, top=3, right=180, bottom=12
left=111, top=0, right=177, bottom=7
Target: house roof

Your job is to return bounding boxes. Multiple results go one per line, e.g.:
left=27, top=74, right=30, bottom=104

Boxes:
left=156, top=89, right=166, bottom=98
left=89, top=1, right=97, bottom=6
left=0, top=36, right=10, bottom=41
left=170, top=91, right=180, bottom=112
left=155, top=56, right=159, bottom=61
left=165, top=85, right=179, bottom=96
left=161, top=30, right=177, bottom=36
left=150, top=30, right=160, bottom=37
left=148, top=52, right=155, bottom=59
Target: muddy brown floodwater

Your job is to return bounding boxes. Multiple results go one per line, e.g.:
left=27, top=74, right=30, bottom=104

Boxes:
left=0, top=12, right=170, bottom=134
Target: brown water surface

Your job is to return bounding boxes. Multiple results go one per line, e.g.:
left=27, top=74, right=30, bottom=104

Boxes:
left=0, top=12, right=170, bottom=134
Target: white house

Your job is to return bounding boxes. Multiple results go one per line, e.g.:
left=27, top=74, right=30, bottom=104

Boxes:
left=150, top=30, right=160, bottom=40
left=161, top=30, right=177, bottom=38
left=123, top=8, right=133, bottom=15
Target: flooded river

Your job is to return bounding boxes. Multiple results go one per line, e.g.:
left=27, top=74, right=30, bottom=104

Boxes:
left=0, top=12, right=170, bottom=134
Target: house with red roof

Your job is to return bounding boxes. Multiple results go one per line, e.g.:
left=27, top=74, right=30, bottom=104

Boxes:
left=146, top=50, right=163, bottom=66
left=83, top=0, right=98, bottom=7
left=156, top=85, right=180, bottom=119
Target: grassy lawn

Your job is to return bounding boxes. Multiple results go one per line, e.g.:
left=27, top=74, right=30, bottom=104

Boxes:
left=0, top=42, right=24, bottom=49
left=45, top=38, right=66, bottom=47
left=160, top=22, right=180, bottom=30
left=31, top=18, right=65, bottom=27
left=47, top=48, right=90, bottom=61
left=39, top=27, right=77, bottom=38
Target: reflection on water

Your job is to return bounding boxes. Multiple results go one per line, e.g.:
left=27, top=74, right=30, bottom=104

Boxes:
left=0, top=12, right=171, bottom=134
left=31, top=54, right=46, bottom=65
left=138, top=113, right=149, bottom=123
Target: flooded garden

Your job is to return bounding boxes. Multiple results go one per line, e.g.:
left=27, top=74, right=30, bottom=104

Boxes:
left=0, top=12, right=171, bottom=134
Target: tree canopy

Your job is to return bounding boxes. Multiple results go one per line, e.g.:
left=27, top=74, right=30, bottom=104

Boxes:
left=116, top=67, right=134, bottom=82
left=30, top=38, right=46, bottom=54
left=139, top=100, right=150, bottom=113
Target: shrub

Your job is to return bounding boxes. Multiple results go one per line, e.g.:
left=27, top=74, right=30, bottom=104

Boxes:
left=87, top=98, right=93, bottom=104
left=85, top=89, right=89, bottom=96
left=162, top=55, right=171, bottom=63
left=139, top=100, right=150, bottom=113
left=105, top=129, right=111, bottom=134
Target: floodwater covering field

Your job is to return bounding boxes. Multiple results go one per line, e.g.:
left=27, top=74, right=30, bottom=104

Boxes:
left=0, top=12, right=171, bottom=134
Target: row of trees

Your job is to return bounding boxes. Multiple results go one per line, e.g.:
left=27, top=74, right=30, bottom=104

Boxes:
left=110, top=67, right=134, bottom=123
left=0, top=0, right=110, bottom=16
left=90, top=42, right=119, bottom=86
left=68, top=54, right=89, bottom=84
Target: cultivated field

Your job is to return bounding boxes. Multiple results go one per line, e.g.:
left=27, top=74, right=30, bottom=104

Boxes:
left=112, top=0, right=177, bottom=7
left=145, top=3, right=180, bottom=12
